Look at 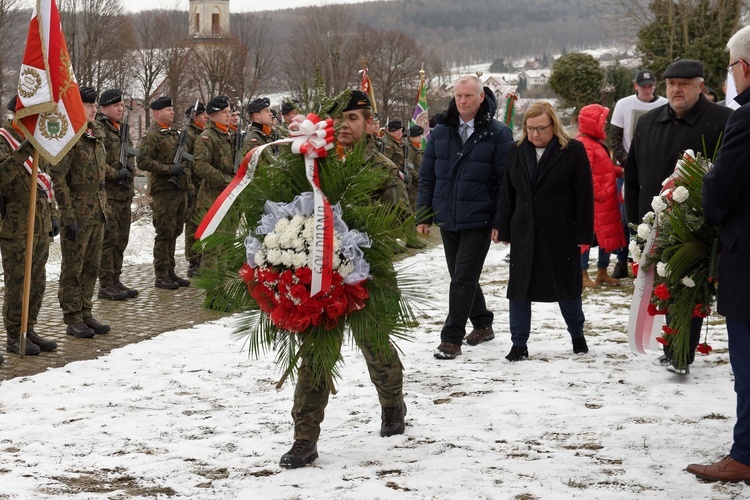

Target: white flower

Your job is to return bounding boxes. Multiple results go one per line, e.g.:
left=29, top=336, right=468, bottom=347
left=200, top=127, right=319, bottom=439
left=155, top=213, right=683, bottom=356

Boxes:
left=629, top=240, right=642, bottom=262
left=672, top=186, right=689, bottom=204
left=637, top=223, right=651, bottom=240
left=278, top=229, right=296, bottom=249
left=657, top=261, right=668, bottom=277
left=281, top=250, right=296, bottom=267
left=643, top=211, right=655, bottom=224
left=338, top=261, right=355, bottom=278
left=292, top=251, right=308, bottom=268
left=266, top=248, right=282, bottom=265
left=292, top=237, right=306, bottom=252
left=681, top=276, right=696, bottom=288
left=275, top=218, right=290, bottom=233
left=333, top=235, right=342, bottom=253
left=651, top=195, right=668, bottom=214
left=264, top=232, right=280, bottom=249
left=332, top=254, right=341, bottom=269
left=255, top=249, right=267, bottom=267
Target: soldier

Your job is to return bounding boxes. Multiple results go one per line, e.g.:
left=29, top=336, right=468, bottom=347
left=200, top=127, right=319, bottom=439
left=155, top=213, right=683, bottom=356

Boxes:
left=96, top=89, right=136, bottom=301
left=48, top=86, right=111, bottom=338
left=192, top=96, right=235, bottom=273
left=381, top=120, right=405, bottom=169
left=138, top=96, right=190, bottom=290
left=0, top=95, right=59, bottom=355
left=242, top=97, right=275, bottom=165
left=281, top=100, right=300, bottom=125
left=183, top=101, right=207, bottom=278
left=280, top=90, right=408, bottom=470
left=405, top=125, right=424, bottom=212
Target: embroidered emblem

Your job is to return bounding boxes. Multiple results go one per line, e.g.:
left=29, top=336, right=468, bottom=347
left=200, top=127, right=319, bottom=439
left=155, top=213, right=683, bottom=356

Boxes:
left=18, top=68, right=43, bottom=99
left=39, top=110, right=69, bottom=140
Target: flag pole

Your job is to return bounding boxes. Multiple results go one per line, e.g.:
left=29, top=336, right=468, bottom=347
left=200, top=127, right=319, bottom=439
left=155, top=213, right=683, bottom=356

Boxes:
left=19, top=150, right=40, bottom=358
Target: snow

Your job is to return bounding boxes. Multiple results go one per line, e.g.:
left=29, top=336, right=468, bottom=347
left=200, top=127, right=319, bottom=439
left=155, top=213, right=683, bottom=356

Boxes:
left=0, top=226, right=743, bottom=499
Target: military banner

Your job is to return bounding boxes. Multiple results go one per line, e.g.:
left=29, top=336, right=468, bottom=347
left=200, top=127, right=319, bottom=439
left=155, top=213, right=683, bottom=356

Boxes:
left=410, top=69, right=429, bottom=149
left=359, top=67, right=378, bottom=114
left=15, top=0, right=86, bottom=165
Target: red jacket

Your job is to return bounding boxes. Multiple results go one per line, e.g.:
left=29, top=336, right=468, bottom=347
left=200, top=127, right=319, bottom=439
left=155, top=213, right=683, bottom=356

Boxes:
left=576, top=104, right=626, bottom=253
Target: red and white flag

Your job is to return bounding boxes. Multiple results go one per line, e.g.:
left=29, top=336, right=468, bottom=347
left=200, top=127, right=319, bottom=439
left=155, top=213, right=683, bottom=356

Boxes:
left=14, top=0, right=86, bottom=165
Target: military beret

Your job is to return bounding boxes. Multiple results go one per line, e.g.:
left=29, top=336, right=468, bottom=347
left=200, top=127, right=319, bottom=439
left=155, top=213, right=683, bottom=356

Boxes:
left=149, top=96, right=173, bottom=110
left=6, top=95, right=17, bottom=113
left=206, top=96, right=230, bottom=114
left=246, top=97, right=270, bottom=114
left=387, top=120, right=402, bottom=132
left=185, top=101, right=206, bottom=118
left=98, top=89, right=122, bottom=107
left=663, top=59, right=704, bottom=79
left=281, top=100, right=298, bottom=115
left=409, top=125, right=424, bottom=137
left=341, top=90, right=371, bottom=112
left=79, top=86, right=98, bottom=104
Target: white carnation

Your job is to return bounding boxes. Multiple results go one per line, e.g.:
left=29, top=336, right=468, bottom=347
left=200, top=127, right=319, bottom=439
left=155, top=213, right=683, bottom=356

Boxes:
left=672, top=186, right=689, bottom=203
left=292, top=251, right=308, bottom=268
left=338, top=261, right=355, bottom=278
left=255, top=249, right=267, bottom=267
left=289, top=215, right=305, bottom=233
left=637, top=223, right=650, bottom=240
left=263, top=232, right=280, bottom=249
left=629, top=240, right=642, bottom=262
left=333, top=235, right=342, bottom=253
left=651, top=195, right=668, bottom=214
left=643, top=211, right=655, bottom=224
left=281, top=250, right=296, bottom=267
left=292, top=237, right=306, bottom=252
left=681, top=276, right=696, bottom=288
left=278, top=229, right=296, bottom=249
left=266, top=248, right=282, bottom=265
left=275, top=218, right=290, bottom=233
left=656, top=261, right=668, bottom=277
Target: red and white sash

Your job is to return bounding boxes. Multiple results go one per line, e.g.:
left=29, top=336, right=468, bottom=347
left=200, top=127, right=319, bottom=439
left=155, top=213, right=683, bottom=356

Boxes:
left=0, top=127, right=54, bottom=202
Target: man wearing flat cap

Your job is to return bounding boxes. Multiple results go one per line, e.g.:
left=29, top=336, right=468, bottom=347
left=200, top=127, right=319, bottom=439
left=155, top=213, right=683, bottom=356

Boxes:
left=279, top=89, right=409, bottom=470
left=138, top=95, right=191, bottom=290
left=192, top=96, right=237, bottom=275
left=242, top=97, right=275, bottom=165
left=625, top=58, right=733, bottom=374
left=381, top=120, right=406, bottom=176
left=0, top=95, right=59, bottom=358
left=183, top=101, right=208, bottom=277
left=95, top=89, right=136, bottom=301
left=48, top=86, right=113, bottom=339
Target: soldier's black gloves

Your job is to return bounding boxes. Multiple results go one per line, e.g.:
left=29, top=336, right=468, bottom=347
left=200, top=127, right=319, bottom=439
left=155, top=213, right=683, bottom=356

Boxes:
left=50, top=218, right=60, bottom=238
left=64, top=221, right=78, bottom=241
left=170, top=164, right=185, bottom=176
left=115, top=167, right=131, bottom=180
left=124, top=163, right=135, bottom=173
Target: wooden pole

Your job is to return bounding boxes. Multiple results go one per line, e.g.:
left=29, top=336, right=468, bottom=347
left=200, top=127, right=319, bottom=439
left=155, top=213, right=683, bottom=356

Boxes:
left=19, top=150, right=40, bottom=358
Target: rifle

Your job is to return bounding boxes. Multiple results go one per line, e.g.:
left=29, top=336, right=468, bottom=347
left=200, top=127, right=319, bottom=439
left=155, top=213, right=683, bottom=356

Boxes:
left=233, top=106, right=245, bottom=173
left=118, top=99, right=139, bottom=188
left=167, top=100, right=198, bottom=189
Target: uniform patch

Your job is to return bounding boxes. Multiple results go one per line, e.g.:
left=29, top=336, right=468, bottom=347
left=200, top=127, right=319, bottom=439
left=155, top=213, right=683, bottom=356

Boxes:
left=250, top=138, right=258, bottom=143
left=201, top=136, right=209, bottom=141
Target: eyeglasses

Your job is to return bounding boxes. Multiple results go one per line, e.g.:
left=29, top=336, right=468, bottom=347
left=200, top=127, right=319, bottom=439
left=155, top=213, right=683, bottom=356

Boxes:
left=524, top=124, right=552, bottom=135
left=728, top=59, right=746, bottom=74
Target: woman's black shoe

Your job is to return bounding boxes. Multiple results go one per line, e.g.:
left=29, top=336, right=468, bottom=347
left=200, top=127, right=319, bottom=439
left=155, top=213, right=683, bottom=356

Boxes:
left=572, top=336, right=589, bottom=354
left=505, top=345, right=529, bottom=361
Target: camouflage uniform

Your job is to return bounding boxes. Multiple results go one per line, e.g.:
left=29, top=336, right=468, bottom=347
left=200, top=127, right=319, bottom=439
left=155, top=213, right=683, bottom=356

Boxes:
left=138, top=122, right=188, bottom=280
left=291, top=132, right=408, bottom=443
left=381, top=133, right=406, bottom=173
left=95, top=114, right=135, bottom=288
left=241, top=122, right=274, bottom=166
left=184, top=121, right=205, bottom=271
left=405, top=141, right=423, bottom=211
left=48, top=125, right=108, bottom=325
left=192, top=122, right=235, bottom=271
left=0, top=123, right=55, bottom=336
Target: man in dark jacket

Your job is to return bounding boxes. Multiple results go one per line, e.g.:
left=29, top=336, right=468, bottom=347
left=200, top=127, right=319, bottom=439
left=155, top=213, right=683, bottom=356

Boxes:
left=688, top=26, right=750, bottom=483
left=625, top=59, right=732, bottom=373
left=417, top=75, right=514, bottom=360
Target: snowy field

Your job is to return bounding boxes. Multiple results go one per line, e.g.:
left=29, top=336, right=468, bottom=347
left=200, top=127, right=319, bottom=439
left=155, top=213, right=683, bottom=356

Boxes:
left=0, top=231, right=744, bottom=499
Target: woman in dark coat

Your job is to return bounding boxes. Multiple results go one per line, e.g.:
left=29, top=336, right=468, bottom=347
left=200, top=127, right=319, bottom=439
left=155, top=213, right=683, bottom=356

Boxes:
left=493, top=102, right=594, bottom=361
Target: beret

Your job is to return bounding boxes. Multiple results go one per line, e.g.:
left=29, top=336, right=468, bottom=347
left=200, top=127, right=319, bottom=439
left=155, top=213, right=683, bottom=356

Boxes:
left=185, top=101, right=206, bottom=118
left=281, top=100, right=298, bottom=115
left=98, top=89, right=122, bottom=106
left=409, top=125, right=424, bottom=137
left=246, top=97, right=270, bottom=114
left=663, top=59, right=704, bottom=79
left=387, top=120, right=402, bottom=132
left=206, top=96, right=230, bottom=114
left=149, top=96, right=173, bottom=110
left=79, top=86, right=98, bottom=104
left=6, top=95, right=17, bottom=113
left=341, top=90, right=371, bottom=112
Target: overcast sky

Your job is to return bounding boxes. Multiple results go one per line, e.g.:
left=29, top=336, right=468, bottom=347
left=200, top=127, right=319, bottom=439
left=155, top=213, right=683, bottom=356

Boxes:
left=121, top=0, right=384, bottom=13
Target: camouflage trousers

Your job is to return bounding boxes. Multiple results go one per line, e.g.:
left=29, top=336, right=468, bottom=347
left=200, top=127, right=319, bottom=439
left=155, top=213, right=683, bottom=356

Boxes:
left=99, top=198, right=132, bottom=286
left=59, top=223, right=103, bottom=324
left=184, top=201, right=201, bottom=268
left=151, top=191, right=187, bottom=278
left=292, top=335, right=404, bottom=442
left=0, top=234, right=49, bottom=335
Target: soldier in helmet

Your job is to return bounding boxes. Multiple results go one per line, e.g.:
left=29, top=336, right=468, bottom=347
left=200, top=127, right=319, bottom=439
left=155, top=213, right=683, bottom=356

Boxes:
left=48, top=86, right=112, bottom=338
left=0, top=95, right=59, bottom=357
left=183, top=101, right=208, bottom=278
left=138, top=96, right=191, bottom=290
left=95, top=89, right=136, bottom=301
left=242, top=97, right=275, bottom=165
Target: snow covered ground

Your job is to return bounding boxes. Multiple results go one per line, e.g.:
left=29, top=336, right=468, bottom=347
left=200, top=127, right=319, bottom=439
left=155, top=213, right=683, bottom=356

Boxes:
left=0, top=229, right=743, bottom=499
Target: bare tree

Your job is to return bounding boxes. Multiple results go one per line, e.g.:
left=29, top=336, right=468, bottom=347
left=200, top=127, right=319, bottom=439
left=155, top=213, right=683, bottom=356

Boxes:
left=0, top=0, right=27, bottom=105
left=231, top=12, right=276, bottom=103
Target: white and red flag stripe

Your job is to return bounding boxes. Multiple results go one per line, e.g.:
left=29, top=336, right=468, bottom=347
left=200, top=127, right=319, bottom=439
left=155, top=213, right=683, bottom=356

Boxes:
left=14, top=0, right=86, bottom=165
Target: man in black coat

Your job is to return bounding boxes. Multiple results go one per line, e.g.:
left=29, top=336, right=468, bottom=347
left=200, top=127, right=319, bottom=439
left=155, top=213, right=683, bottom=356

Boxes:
left=688, top=26, right=750, bottom=483
left=417, top=75, right=514, bottom=360
left=625, top=59, right=732, bottom=373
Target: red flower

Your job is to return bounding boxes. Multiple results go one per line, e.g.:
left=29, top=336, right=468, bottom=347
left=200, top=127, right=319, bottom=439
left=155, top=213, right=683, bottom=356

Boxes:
left=696, top=343, right=713, bottom=355
left=654, top=284, right=671, bottom=301
left=647, top=303, right=667, bottom=316
left=661, top=325, right=676, bottom=336
left=631, top=262, right=639, bottom=278
left=656, top=336, right=668, bottom=345
left=693, top=303, right=712, bottom=318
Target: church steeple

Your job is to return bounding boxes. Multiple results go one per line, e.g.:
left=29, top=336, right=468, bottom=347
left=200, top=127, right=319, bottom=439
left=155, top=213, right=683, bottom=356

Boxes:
left=188, top=0, right=230, bottom=38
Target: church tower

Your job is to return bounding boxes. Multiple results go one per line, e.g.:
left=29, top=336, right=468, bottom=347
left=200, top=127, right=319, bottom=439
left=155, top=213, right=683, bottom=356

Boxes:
left=188, top=0, right=230, bottom=38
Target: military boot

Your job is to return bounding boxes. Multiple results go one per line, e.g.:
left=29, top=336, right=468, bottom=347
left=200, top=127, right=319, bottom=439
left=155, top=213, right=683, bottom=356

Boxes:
left=169, top=272, right=190, bottom=287
left=84, top=318, right=111, bottom=335
left=67, top=322, right=95, bottom=339
left=115, top=281, right=139, bottom=298
left=279, top=440, right=318, bottom=469
left=187, top=263, right=200, bottom=278
left=381, top=401, right=407, bottom=437
left=27, top=331, right=58, bottom=351
left=155, top=277, right=179, bottom=290
left=98, top=283, right=128, bottom=300
left=6, top=333, right=41, bottom=355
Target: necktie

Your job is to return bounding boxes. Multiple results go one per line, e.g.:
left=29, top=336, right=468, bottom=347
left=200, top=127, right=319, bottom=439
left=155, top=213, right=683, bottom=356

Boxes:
left=460, top=123, right=469, bottom=145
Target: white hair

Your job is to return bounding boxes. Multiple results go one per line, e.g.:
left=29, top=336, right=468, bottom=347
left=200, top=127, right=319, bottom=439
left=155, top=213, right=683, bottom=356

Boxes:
left=728, top=25, right=750, bottom=61
left=454, top=75, right=483, bottom=95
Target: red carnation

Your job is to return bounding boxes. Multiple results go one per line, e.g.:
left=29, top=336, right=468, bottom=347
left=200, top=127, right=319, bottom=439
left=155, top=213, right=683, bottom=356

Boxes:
left=696, top=343, right=713, bottom=355
left=661, top=325, right=676, bottom=336
left=693, top=303, right=711, bottom=318
left=656, top=336, right=668, bottom=345
left=654, top=284, right=671, bottom=301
